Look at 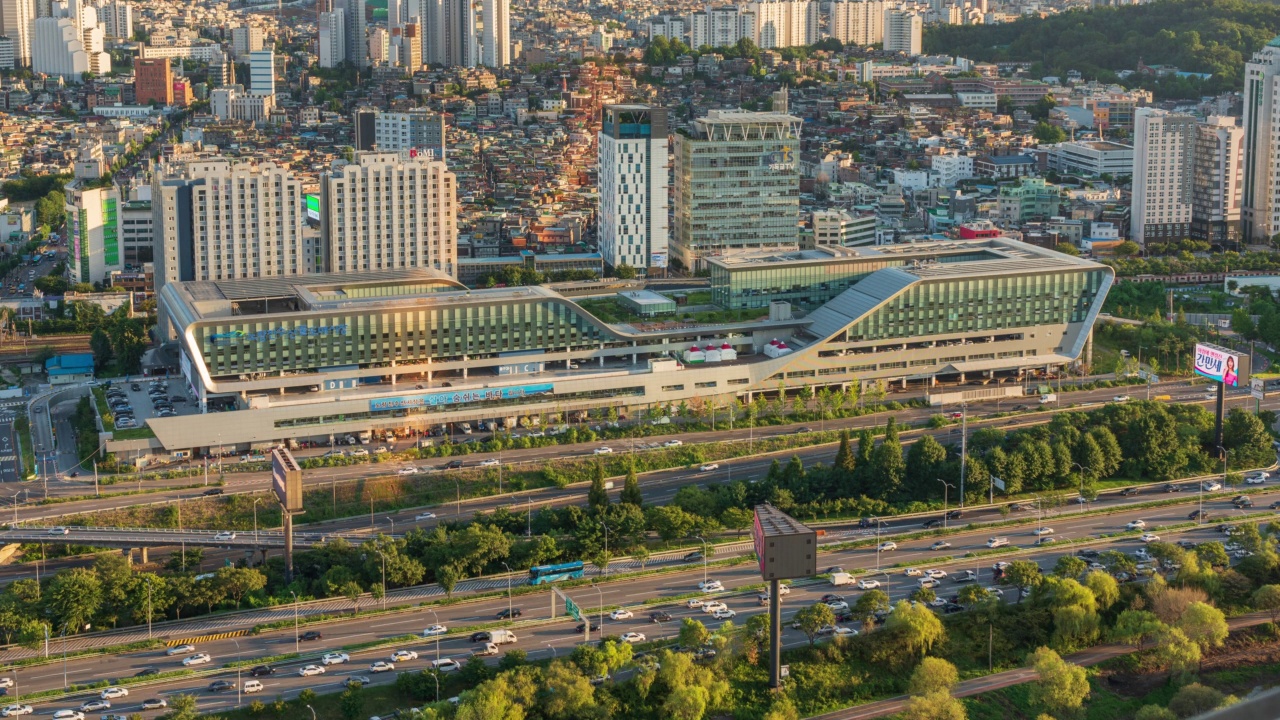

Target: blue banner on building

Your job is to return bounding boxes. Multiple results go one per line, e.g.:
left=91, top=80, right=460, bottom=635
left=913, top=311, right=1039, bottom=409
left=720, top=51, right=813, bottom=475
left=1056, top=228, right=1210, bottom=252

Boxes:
left=370, top=383, right=554, bottom=412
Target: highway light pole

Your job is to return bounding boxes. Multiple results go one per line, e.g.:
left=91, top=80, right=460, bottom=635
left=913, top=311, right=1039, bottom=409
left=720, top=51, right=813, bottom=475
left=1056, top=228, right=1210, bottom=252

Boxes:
left=428, top=608, right=441, bottom=662
left=289, top=590, right=300, bottom=654
left=526, top=497, right=532, bottom=538
left=233, top=638, right=242, bottom=708
left=307, top=705, right=316, bottom=720
left=146, top=577, right=152, bottom=640
left=501, top=562, right=514, bottom=620
left=62, top=623, right=88, bottom=688
left=695, top=535, right=708, bottom=584
left=938, top=479, right=954, bottom=529
left=252, top=498, right=262, bottom=548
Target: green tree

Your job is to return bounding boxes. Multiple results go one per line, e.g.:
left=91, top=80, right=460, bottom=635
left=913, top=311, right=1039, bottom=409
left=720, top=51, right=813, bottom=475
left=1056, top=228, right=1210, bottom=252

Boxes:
left=1153, top=626, right=1202, bottom=678
left=1111, top=610, right=1166, bottom=647
left=902, top=691, right=967, bottom=720
left=679, top=617, right=711, bottom=649
left=620, top=464, right=643, bottom=506
left=908, top=657, right=960, bottom=696
left=614, top=263, right=637, bottom=280
left=46, top=568, right=101, bottom=631
left=1084, top=570, right=1119, bottom=611
left=664, top=686, right=710, bottom=720
left=339, top=686, right=364, bottom=720
left=540, top=662, right=598, bottom=719
left=1028, top=647, right=1090, bottom=714
left=834, top=430, right=855, bottom=474
left=958, top=584, right=991, bottom=607
left=436, top=564, right=461, bottom=598
left=1054, top=555, right=1087, bottom=578
left=1177, top=601, right=1229, bottom=650
left=793, top=602, right=836, bottom=645
left=89, top=328, right=113, bottom=371
left=1002, top=560, right=1042, bottom=602
left=721, top=507, right=754, bottom=537
left=1252, top=584, right=1280, bottom=624
left=904, top=435, right=948, bottom=499
left=588, top=462, right=610, bottom=511
left=457, top=676, right=526, bottom=720
left=1134, top=705, right=1177, bottom=720
left=160, top=694, right=199, bottom=720
left=1168, top=683, right=1227, bottom=718
left=853, top=589, right=890, bottom=626
left=1033, top=121, right=1066, bottom=144
left=884, top=601, right=946, bottom=658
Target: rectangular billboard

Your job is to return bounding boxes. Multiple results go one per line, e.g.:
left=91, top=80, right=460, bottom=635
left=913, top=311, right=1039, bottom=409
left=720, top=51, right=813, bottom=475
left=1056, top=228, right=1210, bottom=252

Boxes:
left=271, top=448, right=304, bottom=512
left=752, top=504, right=818, bottom=581
left=1193, top=343, right=1249, bottom=387
left=305, top=194, right=321, bottom=222
left=369, top=383, right=553, bottom=412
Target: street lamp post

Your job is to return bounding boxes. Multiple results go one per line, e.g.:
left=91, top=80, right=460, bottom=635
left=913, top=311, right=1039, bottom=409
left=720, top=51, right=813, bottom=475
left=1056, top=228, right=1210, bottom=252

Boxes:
left=695, top=535, right=709, bottom=584
left=373, top=550, right=387, bottom=610
left=938, top=479, right=954, bottom=529
left=289, top=590, right=300, bottom=654
left=591, top=584, right=604, bottom=640
left=527, top=497, right=532, bottom=538
left=62, top=623, right=88, bottom=688
left=307, top=705, right=317, bottom=720
left=428, top=608, right=442, bottom=662
left=501, top=562, right=514, bottom=621
left=429, top=672, right=439, bottom=703
left=252, top=498, right=262, bottom=548
left=146, top=577, right=153, bottom=640
left=543, top=642, right=557, bottom=658
left=233, top=638, right=242, bottom=708
left=1070, top=463, right=1092, bottom=507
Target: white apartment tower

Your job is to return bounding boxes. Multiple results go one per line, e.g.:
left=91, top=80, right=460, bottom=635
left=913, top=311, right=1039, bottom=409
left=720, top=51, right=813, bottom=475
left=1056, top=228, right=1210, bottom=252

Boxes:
left=231, top=25, right=264, bottom=60
left=598, top=105, right=670, bottom=275
left=1132, top=107, right=1195, bottom=246
left=318, top=9, right=346, bottom=68
left=689, top=6, right=753, bottom=49
left=0, top=0, right=34, bottom=66
left=747, top=0, right=816, bottom=49
left=829, top=0, right=884, bottom=45
left=333, top=0, right=367, bottom=68
left=647, top=15, right=685, bottom=41
left=883, top=7, right=922, bottom=55
left=320, top=151, right=457, bottom=277
left=248, top=49, right=274, bottom=96
left=1193, top=116, right=1244, bottom=245
left=481, top=0, right=508, bottom=66
left=1242, top=38, right=1280, bottom=243
left=151, top=160, right=313, bottom=293
left=93, top=0, right=130, bottom=39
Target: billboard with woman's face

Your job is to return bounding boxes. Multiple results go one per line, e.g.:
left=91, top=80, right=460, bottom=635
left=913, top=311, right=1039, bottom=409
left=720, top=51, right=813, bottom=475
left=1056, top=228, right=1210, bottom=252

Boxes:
left=1194, top=343, right=1247, bottom=387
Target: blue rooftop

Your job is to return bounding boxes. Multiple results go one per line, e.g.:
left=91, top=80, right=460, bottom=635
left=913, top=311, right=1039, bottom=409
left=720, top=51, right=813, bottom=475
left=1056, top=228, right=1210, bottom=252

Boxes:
left=45, top=353, right=94, bottom=376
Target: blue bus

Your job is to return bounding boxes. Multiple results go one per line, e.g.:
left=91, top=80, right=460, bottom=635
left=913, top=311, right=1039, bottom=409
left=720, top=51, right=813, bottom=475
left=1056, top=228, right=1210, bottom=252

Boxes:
left=528, top=561, right=585, bottom=585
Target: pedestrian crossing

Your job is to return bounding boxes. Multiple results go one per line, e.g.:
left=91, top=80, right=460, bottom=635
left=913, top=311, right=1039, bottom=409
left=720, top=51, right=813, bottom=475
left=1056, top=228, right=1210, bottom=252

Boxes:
left=0, top=456, right=14, bottom=463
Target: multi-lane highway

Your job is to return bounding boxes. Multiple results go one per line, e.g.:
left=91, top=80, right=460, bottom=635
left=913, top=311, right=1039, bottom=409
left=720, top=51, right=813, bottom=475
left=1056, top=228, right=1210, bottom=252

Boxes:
left=3, top=487, right=1272, bottom=718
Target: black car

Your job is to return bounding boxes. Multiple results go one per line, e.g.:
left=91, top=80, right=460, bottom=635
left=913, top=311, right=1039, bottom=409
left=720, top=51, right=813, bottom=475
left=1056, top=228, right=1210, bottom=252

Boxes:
left=943, top=603, right=965, bottom=614
left=134, top=667, right=160, bottom=677
left=1120, top=487, right=1140, bottom=497
left=858, top=518, right=886, bottom=529
left=443, top=460, right=464, bottom=470
left=300, top=631, right=322, bottom=641
left=202, top=488, right=224, bottom=496
left=1075, top=549, right=1099, bottom=559
left=795, top=427, right=813, bottom=434
left=922, top=519, right=943, bottom=529
left=682, top=551, right=703, bottom=562
left=249, top=666, right=275, bottom=677
left=1188, top=510, right=1209, bottom=521
left=1164, top=483, right=1182, bottom=493
left=945, top=510, right=963, bottom=520
left=130, top=384, right=141, bottom=391
left=497, top=608, right=522, bottom=619
left=574, top=622, right=600, bottom=633
left=649, top=611, right=672, bottom=623
left=1177, top=540, right=1198, bottom=550
left=820, top=594, right=845, bottom=604
left=470, top=632, right=490, bottom=642
left=1270, top=501, right=1280, bottom=509
left=1235, top=498, right=1255, bottom=508
left=208, top=680, right=236, bottom=693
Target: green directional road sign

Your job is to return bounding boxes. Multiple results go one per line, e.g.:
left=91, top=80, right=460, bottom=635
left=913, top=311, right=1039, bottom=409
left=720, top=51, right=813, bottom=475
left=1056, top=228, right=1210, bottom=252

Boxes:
left=565, top=597, right=581, bottom=621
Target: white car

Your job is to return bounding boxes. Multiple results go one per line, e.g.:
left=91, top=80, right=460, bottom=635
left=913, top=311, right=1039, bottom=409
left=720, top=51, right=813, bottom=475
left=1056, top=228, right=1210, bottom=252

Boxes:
left=1203, top=482, right=1223, bottom=492
left=712, top=608, right=736, bottom=620
left=1113, top=395, right=1130, bottom=403
left=479, top=459, right=501, bottom=467
left=212, top=531, right=236, bottom=541
left=610, top=609, right=634, bottom=620
left=322, top=652, right=350, bottom=665
left=664, top=440, right=683, bottom=447
left=398, top=466, right=419, bottom=476
left=832, top=626, right=859, bottom=637
left=80, top=702, right=111, bottom=713
left=422, top=625, right=447, bottom=637
left=858, top=579, right=881, bottom=590
left=699, top=464, right=720, bottom=472
left=0, top=705, right=32, bottom=717
left=878, top=541, right=897, bottom=552
left=686, top=598, right=707, bottom=609
left=48, top=526, right=69, bottom=535
left=594, top=447, right=614, bottom=455
left=918, top=578, right=941, bottom=589
left=902, top=568, right=922, bottom=577
left=390, top=650, right=418, bottom=662
left=430, top=659, right=461, bottom=673
left=415, top=512, right=436, bottom=521
left=1126, top=520, right=1147, bottom=530
left=698, top=579, right=724, bottom=592
left=100, top=687, right=128, bottom=699
left=620, top=632, right=647, bottom=643
left=166, top=644, right=195, bottom=656
left=826, top=600, right=850, bottom=612
left=1246, top=473, right=1269, bottom=485
left=925, top=569, right=948, bottom=579
left=1140, top=533, right=1161, bottom=543
left=1033, top=527, right=1054, bottom=536
left=51, top=711, right=83, bottom=720
left=931, top=540, right=952, bottom=551
left=369, top=661, right=395, bottom=673
left=298, top=665, right=325, bottom=677
left=0, top=679, right=11, bottom=689
left=182, top=653, right=212, bottom=666
left=702, top=602, right=728, bottom=614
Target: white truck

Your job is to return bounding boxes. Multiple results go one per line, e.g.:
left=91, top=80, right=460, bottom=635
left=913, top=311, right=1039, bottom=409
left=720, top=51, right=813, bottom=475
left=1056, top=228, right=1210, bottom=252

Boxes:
left=986, top=537, right=1010, bottom=548
left=486, top=629, right=518, bottom=645
left=473, top=643, right=500, bottom=657
left=1040, top=394, right=1057, bottom=404
left=830, top=572, right=855, bottom=587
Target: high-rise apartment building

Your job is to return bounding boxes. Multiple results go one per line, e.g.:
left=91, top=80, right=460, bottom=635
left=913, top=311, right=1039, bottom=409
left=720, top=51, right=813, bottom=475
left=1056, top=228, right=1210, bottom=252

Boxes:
left=747, top=0, right=816, bottom=49
left=398, top=21, right=422, bottom=68
left=318, top=9, right=346, bottom=68
left=598, top=105, right=669, bottom=274
left=152, top=159, right=313, bottom=292
left=32, top=16, right=87, bottom=79
left=372, top=108, right=446, bottom=158
left=1242, top=38, right=1280, bottom=242
left=93, top=0, right=129, bottom=39
left=0, top=0, right=33, bottom=66
left=481, top=0, right=508, bottom=67
left=230, top=25, right=263, bottom=59
left=689, top=6, right=753, bottom=49
left=319, top=151, right=457, bottom=277
left=333, top=0, right=367, bottom=68
left=65, top=180, right=122, bottom=285
left=829, top=0, right=883, bottom=45
left=673, top=109, right=802, bottom=270
left=134, top=57, right=172, bottom=105
left=433, top=0, right=475, bottom=67
left=248, top=49, right=274, bottom=96
left=1131, top=107, right=1195, bottom=246
left=646, top=15, right=685, bottom=41
left=210, top=84, right=274, bottom=122
left=1192, top=116, right=1244, bottom=245
left=883, top=7, right=922, bottom=55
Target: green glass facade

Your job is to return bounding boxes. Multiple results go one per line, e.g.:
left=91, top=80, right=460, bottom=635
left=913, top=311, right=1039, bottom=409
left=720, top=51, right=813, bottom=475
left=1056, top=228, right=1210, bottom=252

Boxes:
left=102, top=198, right=119, bottom=266
left=195, top=300, right=609, bottom=379
left=844, top=270, right=1109, bottom=342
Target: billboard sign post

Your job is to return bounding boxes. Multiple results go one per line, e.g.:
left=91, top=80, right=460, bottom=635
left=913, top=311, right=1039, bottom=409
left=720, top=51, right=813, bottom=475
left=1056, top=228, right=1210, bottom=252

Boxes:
left=1194, top=342, right=1249, bottom=387
left=271, top=448, right=304, bottom=582
left=753, top=504, right=817, bottom=690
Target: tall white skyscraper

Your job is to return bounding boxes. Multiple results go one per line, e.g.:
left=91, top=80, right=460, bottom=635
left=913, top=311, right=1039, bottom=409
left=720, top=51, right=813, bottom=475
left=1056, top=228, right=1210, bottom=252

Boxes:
left=248, top=49, right=274, bottom=96
left=883, top=7, right=921, bottom=55
left=1193, top=116, right=1244, bottom=245
left=1242, top=38, right=1280, bottom=243
left=436, top=0, right=476, bottom=67
left=480, top=0, right=508, bottom=67
left=320, top=151, right=457, bottom=277
left=152, top=159, right=313, bottom=293
left=230, top=25, right=263, bottom=60
left=333, top=0, right=367, bottom=68
left=92, top=0, right=129, bottom=39
left=598, top=105, right=669, bottom=274
left=747, top=0, right=816, bottom=49
left=829, top=0, right=883, bottom=45
left=32, top=0, right=110, bottom=82
left=1131, top=107, right=1195, bottom=246
left=318, top=9, right=346, bottom=68
left=689, top=5, right=753, bottom=49
left=0, top=0, right=35, bottom=66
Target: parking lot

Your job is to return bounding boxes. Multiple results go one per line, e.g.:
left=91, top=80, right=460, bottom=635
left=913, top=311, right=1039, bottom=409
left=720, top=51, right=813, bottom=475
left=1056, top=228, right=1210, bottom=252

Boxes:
left=102, top=376, right=198, bottom=429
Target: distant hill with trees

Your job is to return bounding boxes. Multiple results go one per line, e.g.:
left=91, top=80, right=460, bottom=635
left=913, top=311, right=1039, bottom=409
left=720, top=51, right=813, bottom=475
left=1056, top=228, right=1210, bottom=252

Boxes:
left=924, top=0, right=1280, bottom=97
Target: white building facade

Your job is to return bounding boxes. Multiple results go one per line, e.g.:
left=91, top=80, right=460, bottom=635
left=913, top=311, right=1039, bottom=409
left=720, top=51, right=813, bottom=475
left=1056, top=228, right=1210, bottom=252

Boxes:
left=1131, top=107, right=1195, bottom=246
left=598, top=105, right=670, bottom=275
left=1243, top=38, right=1280, bottom=243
